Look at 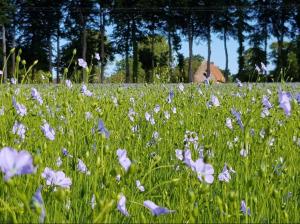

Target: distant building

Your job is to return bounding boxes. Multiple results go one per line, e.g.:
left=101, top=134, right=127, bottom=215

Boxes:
left=193, top=61, right=226, bottom=83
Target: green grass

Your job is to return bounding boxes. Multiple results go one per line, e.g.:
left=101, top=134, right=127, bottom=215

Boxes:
left=0, top=83, right=299, bottom=223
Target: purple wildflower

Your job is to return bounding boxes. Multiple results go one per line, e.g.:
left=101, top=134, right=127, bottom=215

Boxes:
left=31, top=187, right=46, bottom=223
left=81, top=84, right=93, bottom=97
left=41, top=121, right=55, bottom=141
left=225, top=118, right=233, bottom=130
left=128, top=108, right=136, bottom=122
left=145, top=112, right=155, bottom=125
left=136, top=180, right=145, bottom=192
left=183, top=149, right=195, bottom=168
left=211, top=95, right=220, bottom=107
left=262, top=95, right=272, bottom=109
left=10, top=78, right=17, bottom=85
left=61, top=148, right=71, bottom=157
left=175, top=149, right=183, bottom=161
left=296, top=93, right=300, bottom=104
left=78, top=58, right=87, bottom=68
left=31, top=88, right=43, bottom=105
left=117, top=195, right=129, bottom=216
left=240, top=200, right=251, bottom=216
left=154, top=104, right=160, bottom=113
left=0, top=147, right=35, bottom=181
left=41, top=167, right=72, bottom=189
left=218, top=164, right=235, bottom=183
left=192, top=159, right=214, bottom=184
left=12, top=97, right=27, bottom=117
left=116, top=149, right=131, bottom=172
left=97, top=119, right=110, bottom=138
left=231, top=108, right=244, bottom=130
left=65, top=80, right=72, bottom=89
left=278, top=91, right=291, bottom=116
left=12, top=121, right=26, bottom=140
left=167, top=90, right=174, bottom=103
left=143, top=200, right=175, bottom=216
left=77, top=159, right=90, bottom=175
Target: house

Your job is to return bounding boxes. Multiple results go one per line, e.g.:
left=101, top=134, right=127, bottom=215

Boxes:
left=193, top=61, right=226, bottom=83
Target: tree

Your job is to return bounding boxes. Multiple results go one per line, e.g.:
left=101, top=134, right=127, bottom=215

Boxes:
left=176, top=0, right=202, bottom=83
left=234, top=0, right=251, bottom=79
left=64, top=0, right=97, bottom=81
left=138, top=35, right=168, bottom=82
left=269, top=0, right=293, bottom=77
left=0, top=0, right=12, bottom=82
left=215, top=1, right=236, bottom=79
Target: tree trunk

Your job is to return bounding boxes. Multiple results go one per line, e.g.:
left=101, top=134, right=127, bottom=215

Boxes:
left=297, top=36, right=300, bottom=81
left=56, top=24, right=60, bottom=83
left=188, top=18, right=193, bottom=83
left=277, top=35, right=283, bottom=74
left=82, top=28, right=87, bottom=61
left=264, top=23, right=268, bottom=65
left=207, top=24, right=211, bottom=78
left=2, top=25, right=7, bottom=83
left=100, top=7, right=105, bottom=83
left=237, top=29, right=244, bottom=76
left=151, top=27, right=155, bottom=83
left=12, top=26, right=16, bottom=77
left=125, top=20, right=130, bottom=83
left=132, top=19, right=138, bottom=83
left=82, top=26, right=87, bottom=82
left=168, top=29, right=173, bottom=81
left=223, top=28, right=229, bottom=79
left=49, top=36, right=53, bottom=75
left=125, top=39, right=130, bottom=83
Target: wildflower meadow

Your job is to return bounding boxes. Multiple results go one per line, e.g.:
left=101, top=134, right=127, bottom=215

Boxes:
left=0, top=82, right=299, bottom=223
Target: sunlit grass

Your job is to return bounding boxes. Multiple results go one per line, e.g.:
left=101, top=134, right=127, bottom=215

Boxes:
left=0, top=83, right=299, bottom=223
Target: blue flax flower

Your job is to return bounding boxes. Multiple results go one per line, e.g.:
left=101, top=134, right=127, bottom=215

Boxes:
left=32, top=187, right=46, bottom=223
left=0, top=147, right=35, bottom=181
left=143, top=200, right=175, bottom=216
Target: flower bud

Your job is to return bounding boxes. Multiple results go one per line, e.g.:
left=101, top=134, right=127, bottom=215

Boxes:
left=22, top=60, right=26, bottom=65
left=10, top=48, right=15, bottom=54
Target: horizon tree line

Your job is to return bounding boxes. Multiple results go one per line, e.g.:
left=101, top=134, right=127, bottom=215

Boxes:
left=0, top=0, right=300, bottom=83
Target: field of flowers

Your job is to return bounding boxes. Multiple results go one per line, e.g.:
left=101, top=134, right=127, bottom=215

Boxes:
left=0, top=82, right=299, bottom=223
